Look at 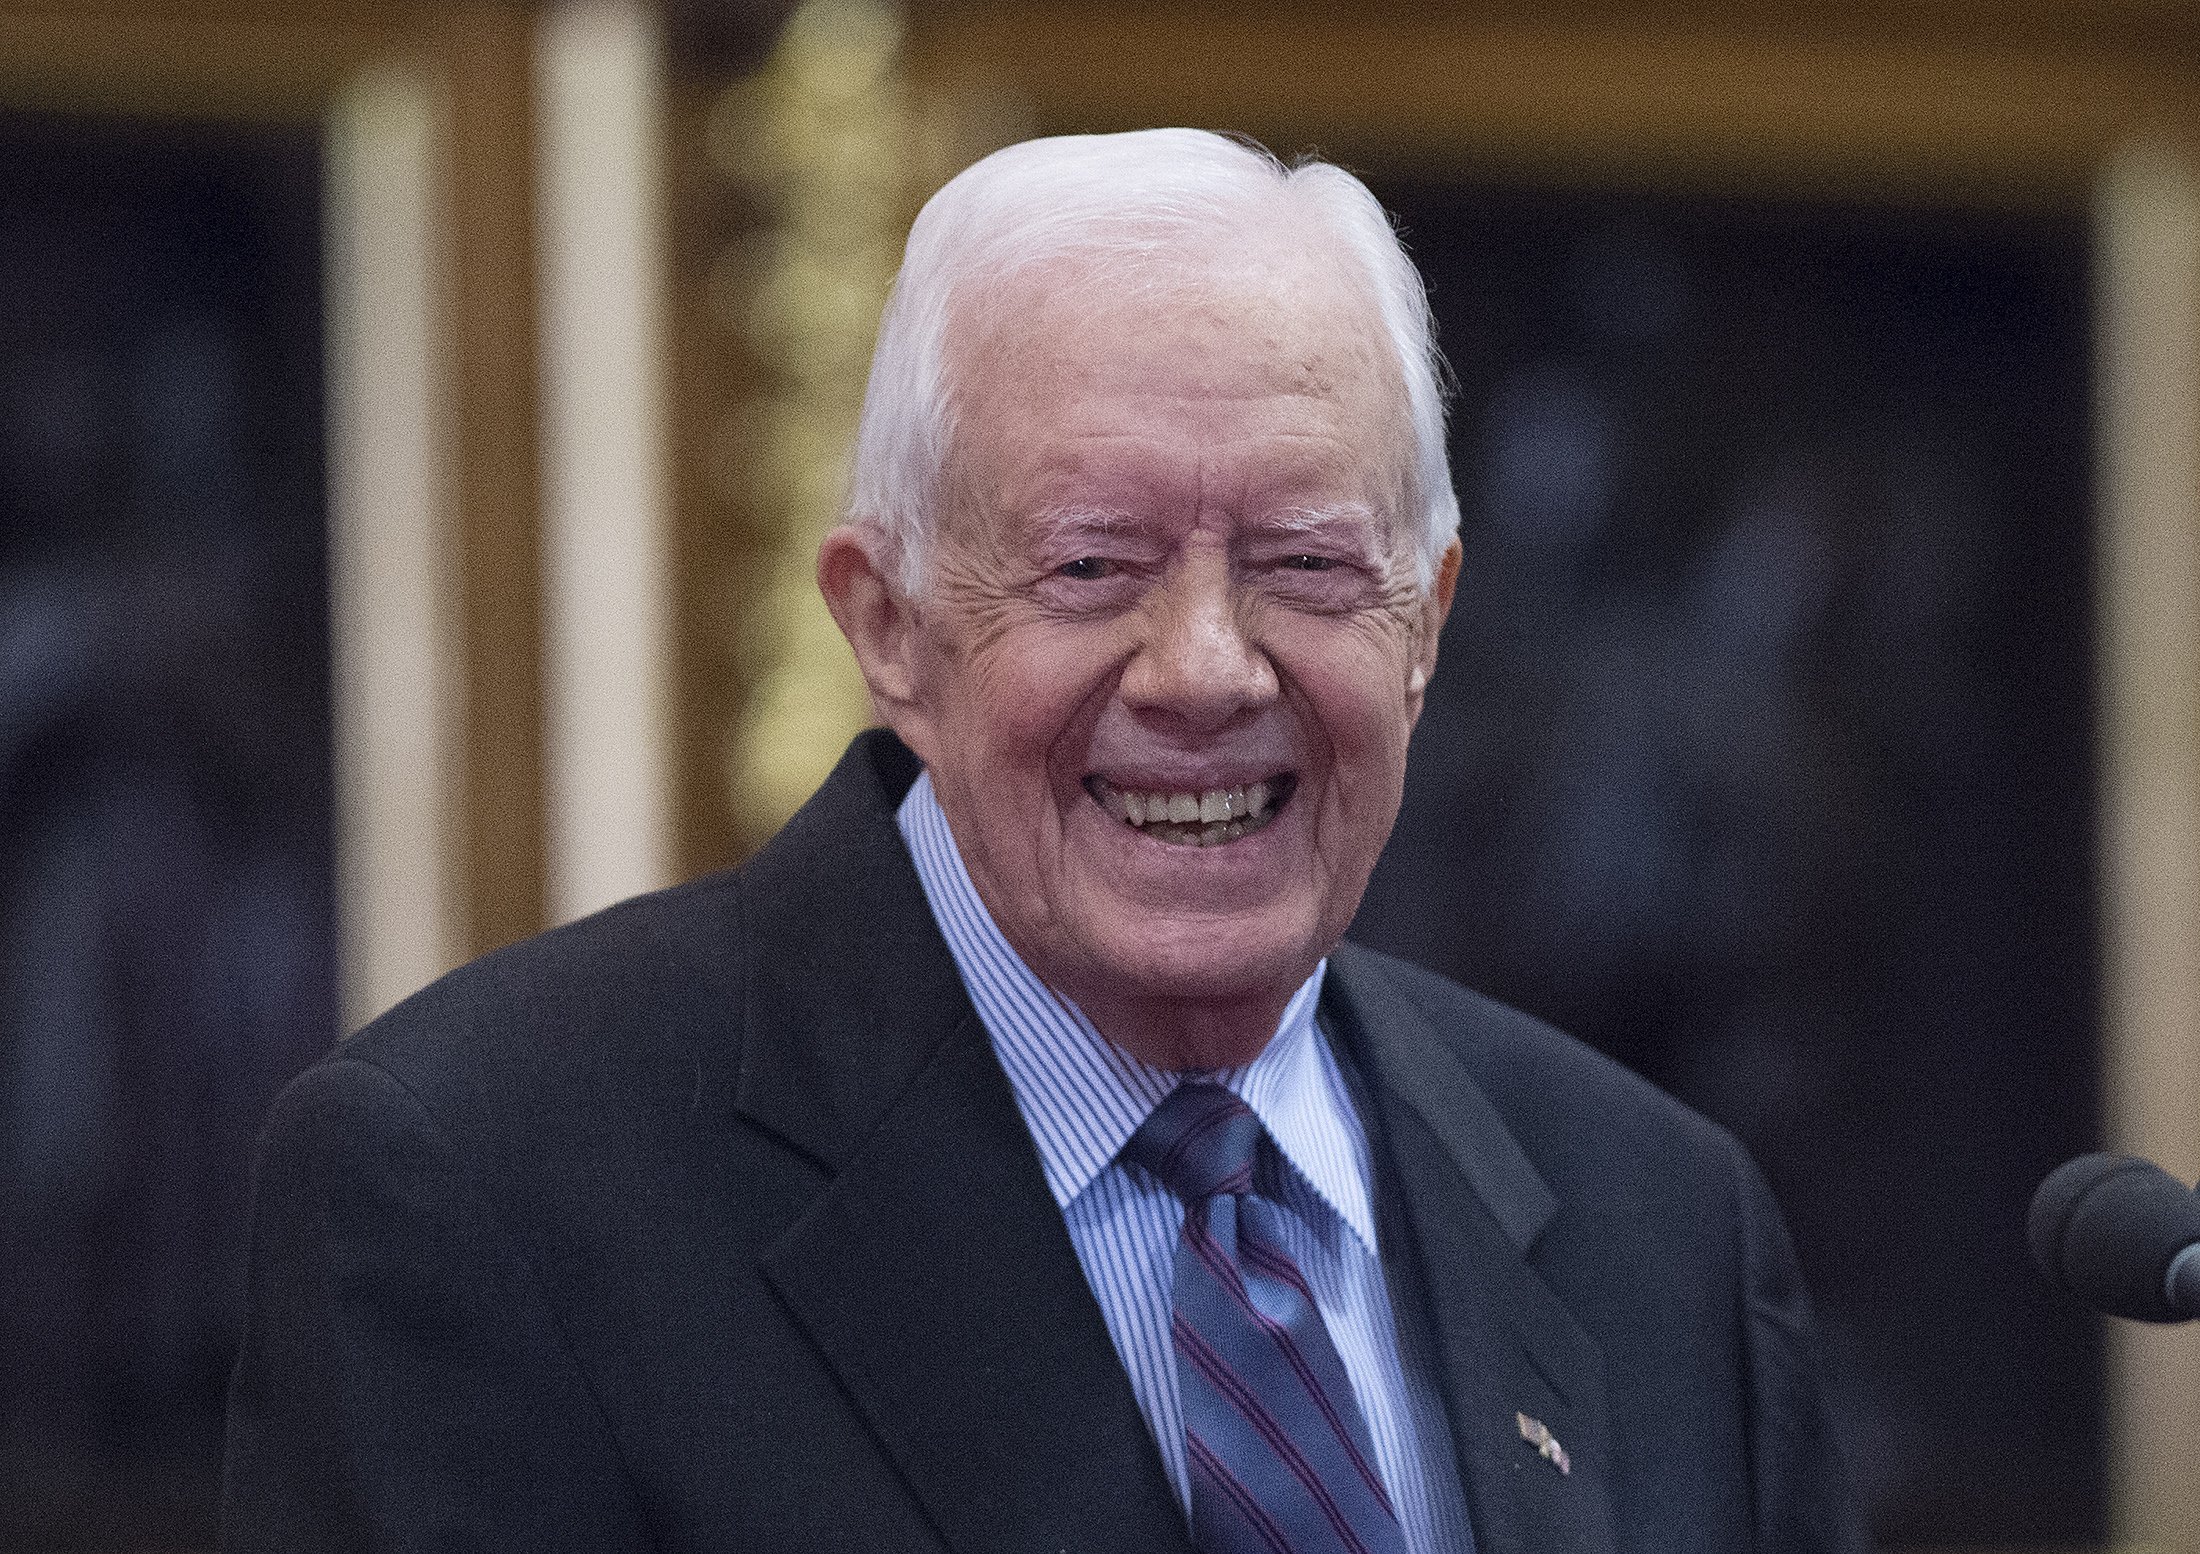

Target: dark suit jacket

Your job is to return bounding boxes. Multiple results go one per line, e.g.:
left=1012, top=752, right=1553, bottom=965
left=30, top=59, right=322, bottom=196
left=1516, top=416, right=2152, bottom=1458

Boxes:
left=223, top=730, right=1865, bottom=1552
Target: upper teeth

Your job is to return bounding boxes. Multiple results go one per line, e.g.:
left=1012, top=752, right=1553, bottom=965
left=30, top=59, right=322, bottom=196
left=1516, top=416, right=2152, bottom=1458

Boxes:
left=1109, top=781, right=1272, bottom=827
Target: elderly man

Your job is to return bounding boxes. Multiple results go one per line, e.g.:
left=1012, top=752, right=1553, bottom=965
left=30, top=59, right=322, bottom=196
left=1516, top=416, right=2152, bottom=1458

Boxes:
left=225, top=131, right=1863, bottom=1553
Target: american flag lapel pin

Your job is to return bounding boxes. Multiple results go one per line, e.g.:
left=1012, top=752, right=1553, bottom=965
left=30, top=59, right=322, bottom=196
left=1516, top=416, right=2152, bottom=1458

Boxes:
left=1515, top=1410, right=1572, bottom=1476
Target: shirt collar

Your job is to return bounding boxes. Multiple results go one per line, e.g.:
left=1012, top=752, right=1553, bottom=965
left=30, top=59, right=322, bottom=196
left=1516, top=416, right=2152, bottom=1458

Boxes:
left=897, top=769, right=1377, bottom=1250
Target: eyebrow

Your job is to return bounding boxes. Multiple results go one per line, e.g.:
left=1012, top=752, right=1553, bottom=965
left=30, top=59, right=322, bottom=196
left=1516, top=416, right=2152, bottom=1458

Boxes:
left=1247, top=505, right=1393, bottom=563
left=1027, top=504, right=1143, bottom=548
left=1251, top=503, right=1384, bottom=538
left=1023, top=501, right=1390, bottom=555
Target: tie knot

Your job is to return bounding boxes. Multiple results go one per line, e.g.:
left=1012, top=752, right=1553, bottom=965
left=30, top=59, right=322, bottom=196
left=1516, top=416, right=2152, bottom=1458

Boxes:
left=1124, top=1081, right=1265, bottom=1203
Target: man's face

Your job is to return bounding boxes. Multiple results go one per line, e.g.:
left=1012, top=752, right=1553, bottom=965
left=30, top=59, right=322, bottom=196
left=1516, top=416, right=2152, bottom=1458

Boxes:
left=886, top=244, right=1457, bottom=1054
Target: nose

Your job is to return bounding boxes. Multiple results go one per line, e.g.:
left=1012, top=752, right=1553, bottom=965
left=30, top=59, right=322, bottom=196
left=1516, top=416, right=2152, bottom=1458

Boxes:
left=1118, top=550, right=1278, bottom=730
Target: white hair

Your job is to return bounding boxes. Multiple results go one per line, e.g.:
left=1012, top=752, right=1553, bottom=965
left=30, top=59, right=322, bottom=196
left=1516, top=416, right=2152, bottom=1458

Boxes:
left=843, top=128, right=1458, bottom=592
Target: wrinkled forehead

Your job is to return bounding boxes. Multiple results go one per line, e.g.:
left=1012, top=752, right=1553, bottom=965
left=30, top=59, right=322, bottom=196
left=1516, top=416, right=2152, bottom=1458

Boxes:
left=938, top=234, right=1415, bottom=533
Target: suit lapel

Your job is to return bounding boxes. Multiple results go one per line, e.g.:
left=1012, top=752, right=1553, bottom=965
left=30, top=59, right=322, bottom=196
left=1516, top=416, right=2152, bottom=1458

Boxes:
left=734, top=734, right=1191, bottom=1554
left=1326, top=946, right=1619, bottom=1554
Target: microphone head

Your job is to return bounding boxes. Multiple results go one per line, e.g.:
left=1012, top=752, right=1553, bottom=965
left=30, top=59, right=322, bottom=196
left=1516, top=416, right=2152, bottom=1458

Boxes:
left=2029, top=1153, right=2200, bottom=1322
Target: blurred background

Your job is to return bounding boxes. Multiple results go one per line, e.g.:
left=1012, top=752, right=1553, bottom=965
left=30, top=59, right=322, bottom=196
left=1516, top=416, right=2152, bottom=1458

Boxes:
left=1, top=1, right=2196, bottom=1549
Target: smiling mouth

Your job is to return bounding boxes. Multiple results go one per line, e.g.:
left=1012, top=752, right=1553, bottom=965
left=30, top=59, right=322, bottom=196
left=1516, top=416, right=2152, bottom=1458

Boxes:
left=1083, top=774, right=1296, bottom=848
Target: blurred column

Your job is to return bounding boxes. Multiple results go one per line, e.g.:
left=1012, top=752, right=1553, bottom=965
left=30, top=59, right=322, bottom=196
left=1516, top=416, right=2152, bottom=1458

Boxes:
left=443, top=3, right=553, bottom=961
left=537, top=0, right=678, bottom=922
left=708, top=0, right=910, bottom=848
left=325, top=65, right=465, bottom=1029
left=2096, top=137, right=2200, bottom=1554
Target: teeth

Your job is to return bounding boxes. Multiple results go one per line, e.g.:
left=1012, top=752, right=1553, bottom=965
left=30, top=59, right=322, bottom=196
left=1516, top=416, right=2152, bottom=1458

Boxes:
left=1092, top=776, right=1287, bottom=846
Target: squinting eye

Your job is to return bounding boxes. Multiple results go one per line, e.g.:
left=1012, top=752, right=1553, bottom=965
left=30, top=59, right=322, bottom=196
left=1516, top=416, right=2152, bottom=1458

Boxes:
left=1057, top=557, right=1114, bottom=580
left=1282, top=554, right=1337, bottom=572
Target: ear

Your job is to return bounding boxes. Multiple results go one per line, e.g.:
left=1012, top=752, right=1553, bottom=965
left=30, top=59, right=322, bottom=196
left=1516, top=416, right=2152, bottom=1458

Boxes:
left=817, top=524, right=938, bottom=760
left=1404, top=537, right=1462, bottom=723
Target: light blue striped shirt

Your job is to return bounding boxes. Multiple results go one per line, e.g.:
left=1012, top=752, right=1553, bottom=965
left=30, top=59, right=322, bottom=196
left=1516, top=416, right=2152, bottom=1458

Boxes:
left=898, top=771, right=1475, bottom=1554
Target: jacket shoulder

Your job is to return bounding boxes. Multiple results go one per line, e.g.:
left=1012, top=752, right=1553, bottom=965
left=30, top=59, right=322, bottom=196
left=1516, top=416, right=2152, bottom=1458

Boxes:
left=1332, top=940, right=1751, bottom=1185
left=1337, top=937, right=1716, bottom=1135
left=326, top=869, right=752, bottom=1143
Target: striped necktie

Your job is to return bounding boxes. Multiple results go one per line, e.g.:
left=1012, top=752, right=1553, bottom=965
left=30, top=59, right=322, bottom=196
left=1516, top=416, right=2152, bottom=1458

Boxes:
left=1126, top=1081, right=1411, bottom=1554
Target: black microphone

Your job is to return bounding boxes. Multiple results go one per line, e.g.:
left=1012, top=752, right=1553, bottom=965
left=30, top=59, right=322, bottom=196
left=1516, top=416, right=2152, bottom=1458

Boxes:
left=2028, top=1153, right=2200, bottom=1322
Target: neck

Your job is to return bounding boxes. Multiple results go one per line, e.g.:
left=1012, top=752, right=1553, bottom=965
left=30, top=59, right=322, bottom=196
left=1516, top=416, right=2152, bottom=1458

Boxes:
left=1075, top=985, right=1295, bottom=1072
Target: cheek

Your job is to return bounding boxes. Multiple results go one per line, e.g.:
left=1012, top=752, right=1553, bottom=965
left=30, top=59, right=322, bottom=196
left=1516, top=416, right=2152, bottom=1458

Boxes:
left=1275, top=622, right=1420, bottom=761
left=943, top=629, right=1115, bottom=770
left=1285, top=657, right=1418, bottom=868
